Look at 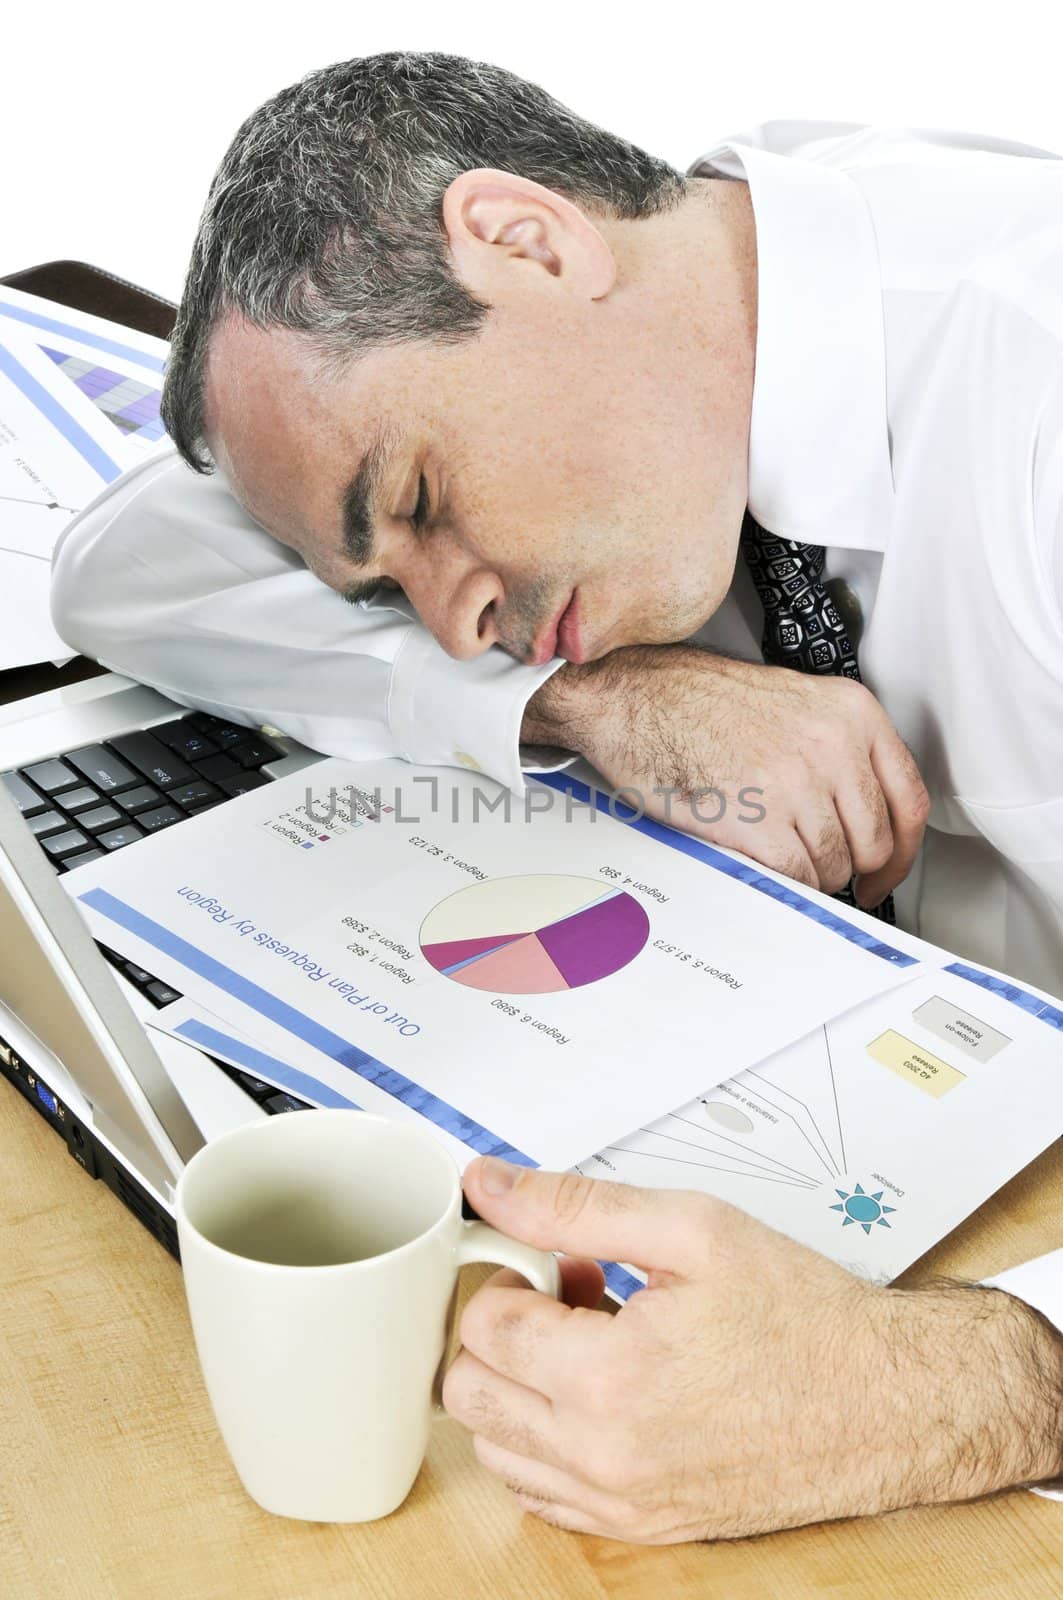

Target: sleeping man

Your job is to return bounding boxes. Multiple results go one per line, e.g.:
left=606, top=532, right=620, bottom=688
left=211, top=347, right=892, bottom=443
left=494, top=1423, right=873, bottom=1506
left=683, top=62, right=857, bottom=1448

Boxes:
left=53, top=53, right=1063, bottom=1540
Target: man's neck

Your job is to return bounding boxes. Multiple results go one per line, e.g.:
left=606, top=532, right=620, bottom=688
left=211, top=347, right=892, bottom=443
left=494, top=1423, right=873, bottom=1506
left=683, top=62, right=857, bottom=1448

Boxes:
left=679, top=174, right=758, bottom=413
left=601, top=171, right=756, bottom=349
left=608, top=173, right=757, bottom=485
left=697, top=175, right=758, bottom=362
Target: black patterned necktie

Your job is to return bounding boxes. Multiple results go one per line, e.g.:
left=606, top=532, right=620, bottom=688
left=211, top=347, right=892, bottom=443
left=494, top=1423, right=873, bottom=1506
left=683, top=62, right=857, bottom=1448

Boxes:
left=739, top=510, right=896, bottom=925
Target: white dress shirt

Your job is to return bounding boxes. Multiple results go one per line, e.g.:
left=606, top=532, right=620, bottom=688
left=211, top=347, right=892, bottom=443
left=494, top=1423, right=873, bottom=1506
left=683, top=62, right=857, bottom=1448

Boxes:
left=50, top=122, right=1062, bottom=1484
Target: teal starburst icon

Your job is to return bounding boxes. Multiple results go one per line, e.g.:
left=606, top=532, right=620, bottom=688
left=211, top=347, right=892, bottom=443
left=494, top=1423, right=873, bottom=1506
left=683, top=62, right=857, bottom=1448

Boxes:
left=829, top=1183, right=896, bottom=1234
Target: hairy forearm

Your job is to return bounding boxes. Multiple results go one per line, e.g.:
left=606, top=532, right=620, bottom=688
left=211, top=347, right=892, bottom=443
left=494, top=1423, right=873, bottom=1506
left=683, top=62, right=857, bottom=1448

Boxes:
left=521, top=643, right=719, bottom=770
left=521, top=654, right=618, bottom=752
left=872, top=1282, right=1063, bottom=1511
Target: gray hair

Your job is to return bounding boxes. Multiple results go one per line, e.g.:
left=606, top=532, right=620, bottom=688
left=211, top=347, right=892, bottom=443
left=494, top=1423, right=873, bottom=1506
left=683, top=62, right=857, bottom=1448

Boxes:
left=161, top=51, right=689, bottom=469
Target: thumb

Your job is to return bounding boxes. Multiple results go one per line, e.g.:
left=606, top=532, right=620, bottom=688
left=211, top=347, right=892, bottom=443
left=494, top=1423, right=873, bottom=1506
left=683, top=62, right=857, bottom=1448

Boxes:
left=463, top=1157, right=708, bottom=1276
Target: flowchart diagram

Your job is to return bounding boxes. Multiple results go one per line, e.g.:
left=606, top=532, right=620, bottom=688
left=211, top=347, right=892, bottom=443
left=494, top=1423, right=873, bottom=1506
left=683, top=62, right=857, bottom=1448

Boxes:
left=576, top=965, right=1063, bottom=1285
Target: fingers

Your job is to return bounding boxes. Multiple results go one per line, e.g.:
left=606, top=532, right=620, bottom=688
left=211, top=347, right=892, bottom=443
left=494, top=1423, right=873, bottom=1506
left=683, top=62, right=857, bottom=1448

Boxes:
left=794, top=803, right=853, bottom=894
left=832, top=761, right=893, bottom=879
left=442, top=1349, right=565, bottom=1466
left=472, top=1435, right=616, bottom=1533
left=472, top=1438, right=688, bottom=1544
left=739, top=832, right=820, bottom=889
left=488, top=1258, right=607, bottom=1311
left=456, top=1281, right=607, bottom=1397
left=855, top=733, right=930, bottom=908
left=697, top=811, right=821, bottom=890
left=557, top=1255, right=608, bottom=1309
left=463, top=1160, right=715, bottom=1276
left=507, top=1497, right=602, bottom=1536
left=752, top=730, right=925, bottom=905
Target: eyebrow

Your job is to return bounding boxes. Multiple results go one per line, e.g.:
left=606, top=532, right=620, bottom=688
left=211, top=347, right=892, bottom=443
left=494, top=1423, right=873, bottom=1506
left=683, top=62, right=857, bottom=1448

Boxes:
left=340, top=427, right=398, bottom=568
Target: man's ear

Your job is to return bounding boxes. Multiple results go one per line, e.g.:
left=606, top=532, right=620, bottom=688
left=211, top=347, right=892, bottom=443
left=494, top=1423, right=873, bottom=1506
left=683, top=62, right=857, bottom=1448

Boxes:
left=441, top=167, right=616, bottom=304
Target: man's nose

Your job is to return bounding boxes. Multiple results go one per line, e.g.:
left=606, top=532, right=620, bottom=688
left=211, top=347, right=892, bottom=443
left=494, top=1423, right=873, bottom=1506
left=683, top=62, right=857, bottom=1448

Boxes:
left=404, top=565, right=504, bottom=660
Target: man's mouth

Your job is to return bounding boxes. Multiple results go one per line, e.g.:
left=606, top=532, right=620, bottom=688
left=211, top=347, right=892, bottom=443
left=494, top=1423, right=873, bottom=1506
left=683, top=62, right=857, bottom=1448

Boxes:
left=530, top=591, right=584, bottom=666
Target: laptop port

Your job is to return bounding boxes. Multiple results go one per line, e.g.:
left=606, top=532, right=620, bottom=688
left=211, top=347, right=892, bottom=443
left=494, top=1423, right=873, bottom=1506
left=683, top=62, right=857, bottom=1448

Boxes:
left=35, top=1080, right=59, bottom=1116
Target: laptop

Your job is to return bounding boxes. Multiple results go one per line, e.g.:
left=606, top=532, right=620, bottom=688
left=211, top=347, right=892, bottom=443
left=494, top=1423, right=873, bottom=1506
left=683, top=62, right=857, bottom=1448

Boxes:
left=0, top=666, right=330, bottom=1253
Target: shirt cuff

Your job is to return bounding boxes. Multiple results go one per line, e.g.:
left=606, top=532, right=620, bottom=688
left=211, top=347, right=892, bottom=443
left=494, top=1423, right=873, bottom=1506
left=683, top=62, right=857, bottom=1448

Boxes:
left=386, top=624, right=575, bottom=793
left=983, top=1248, right=1063, bottom=1500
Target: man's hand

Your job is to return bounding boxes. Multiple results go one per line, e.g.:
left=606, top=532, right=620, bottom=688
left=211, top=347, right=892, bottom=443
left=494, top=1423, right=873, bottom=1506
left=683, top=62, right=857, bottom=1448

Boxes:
left=443, top=1160, right=1063, bottom=1544
left=522, top=645, right=930, bottom=908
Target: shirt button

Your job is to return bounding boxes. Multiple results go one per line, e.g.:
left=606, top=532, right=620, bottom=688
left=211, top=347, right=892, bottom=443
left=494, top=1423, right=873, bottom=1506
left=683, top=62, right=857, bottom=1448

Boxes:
left=824, top=578, right=864, bottom=648
left=455, top=751, right=481, bottom=771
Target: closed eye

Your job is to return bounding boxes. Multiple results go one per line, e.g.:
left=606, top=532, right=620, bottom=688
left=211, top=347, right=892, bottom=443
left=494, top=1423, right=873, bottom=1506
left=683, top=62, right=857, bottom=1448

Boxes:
left=340, top=474, right=428, bottom=605
left=410, top=473, right=430, bottom=533
left=341, top=577, right=405, bottom=605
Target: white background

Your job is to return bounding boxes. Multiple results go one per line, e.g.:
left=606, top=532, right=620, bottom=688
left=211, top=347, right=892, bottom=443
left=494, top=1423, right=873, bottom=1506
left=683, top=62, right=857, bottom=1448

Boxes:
left=4, top=0, right=1061, bottom=300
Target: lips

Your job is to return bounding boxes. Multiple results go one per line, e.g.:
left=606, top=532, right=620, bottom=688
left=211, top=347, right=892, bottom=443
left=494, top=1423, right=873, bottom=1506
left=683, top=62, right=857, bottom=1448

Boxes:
left=556, top=592, right=584, bottom=663
left=530, top=591, right=583, bottom=666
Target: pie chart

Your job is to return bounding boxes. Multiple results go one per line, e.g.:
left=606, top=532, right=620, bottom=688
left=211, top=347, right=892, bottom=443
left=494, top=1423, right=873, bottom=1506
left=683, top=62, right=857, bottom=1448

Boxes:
left=419, top=873, right=650, bottom=995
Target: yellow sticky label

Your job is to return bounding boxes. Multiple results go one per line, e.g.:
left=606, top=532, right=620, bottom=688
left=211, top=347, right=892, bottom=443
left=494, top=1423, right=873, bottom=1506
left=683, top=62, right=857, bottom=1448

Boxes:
left=867, top=1030, right=966, bottom=1098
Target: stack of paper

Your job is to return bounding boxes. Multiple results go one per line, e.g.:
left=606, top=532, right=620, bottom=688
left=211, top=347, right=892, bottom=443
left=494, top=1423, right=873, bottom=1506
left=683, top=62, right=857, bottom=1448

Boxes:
left=0, top=287, right=171, bottom=668
left=64, top=758, right=1063, bottom=1296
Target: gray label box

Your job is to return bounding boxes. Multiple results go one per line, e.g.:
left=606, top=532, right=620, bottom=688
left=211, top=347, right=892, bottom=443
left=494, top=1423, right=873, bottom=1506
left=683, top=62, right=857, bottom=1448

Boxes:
left=913, top=995, right=1011, bottom=1063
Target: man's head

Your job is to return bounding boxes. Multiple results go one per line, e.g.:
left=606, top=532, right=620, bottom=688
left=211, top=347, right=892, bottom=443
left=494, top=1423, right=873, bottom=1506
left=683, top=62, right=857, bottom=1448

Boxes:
left=163, top=52, right=755, bottom=666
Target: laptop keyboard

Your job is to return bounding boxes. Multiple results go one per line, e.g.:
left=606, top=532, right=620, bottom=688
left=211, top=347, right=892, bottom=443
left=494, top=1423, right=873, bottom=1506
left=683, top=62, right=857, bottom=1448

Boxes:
left=2, top=711, right=310, bottom=1116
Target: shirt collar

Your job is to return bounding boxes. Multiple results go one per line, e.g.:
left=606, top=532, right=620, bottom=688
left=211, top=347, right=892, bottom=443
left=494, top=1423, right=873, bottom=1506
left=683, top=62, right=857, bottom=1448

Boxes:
left=687, top=136, right=894, bottom=552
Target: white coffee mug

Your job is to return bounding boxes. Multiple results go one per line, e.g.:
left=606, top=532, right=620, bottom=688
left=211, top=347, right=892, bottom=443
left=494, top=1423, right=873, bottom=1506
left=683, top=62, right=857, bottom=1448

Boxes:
left=175, top=1110, right=560, bottom=1522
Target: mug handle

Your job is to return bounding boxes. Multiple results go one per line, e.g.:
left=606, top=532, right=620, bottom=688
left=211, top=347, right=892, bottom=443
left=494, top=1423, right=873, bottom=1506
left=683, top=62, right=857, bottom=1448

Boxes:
left=454, top=1220, right=561, bottom=1299
left=432, top=1221, right=561, bottom=1414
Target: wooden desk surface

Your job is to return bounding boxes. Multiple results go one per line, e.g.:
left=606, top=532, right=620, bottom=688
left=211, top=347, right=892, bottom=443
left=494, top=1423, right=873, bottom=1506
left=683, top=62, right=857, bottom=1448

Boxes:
left=1, top=1078, right=1060, bottom=1600
left=1, top=661, right=1060, bottom=1598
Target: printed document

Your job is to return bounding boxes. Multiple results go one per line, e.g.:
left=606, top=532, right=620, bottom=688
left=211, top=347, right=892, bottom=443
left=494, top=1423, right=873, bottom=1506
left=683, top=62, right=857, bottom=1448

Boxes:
left=0, top=287, right=170, bottom=667
left=574, top=963, right=1063, bottom=1296
left=66, top=755, right=915, bottom=1171
left=65, top=757, right=922, bottom=1171
left=146, top=957, right=1063, bottom=1301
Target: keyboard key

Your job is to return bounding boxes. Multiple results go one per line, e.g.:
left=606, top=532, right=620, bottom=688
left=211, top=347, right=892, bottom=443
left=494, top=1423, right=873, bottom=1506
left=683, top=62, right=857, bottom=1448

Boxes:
left=21, top=758, right=80, bottom=797
left=77, top=804, right=125, bottom=835
left=195, top=752, right=240, bottom=785
left=122, top=963, right=155, bottom=986
left=169, top=778, right=224, bottom=811
left=97, top=823, right=145, bottom=851
left=41, top=827, right=91, bottom=861
left=186, top=711, right=256, bottom=750
left=137, top=804, right=182, bottom=832
left=65, top=744, right=139, bottom=794
left=61, top=847, right=104, bottom=872
left=117, top=783, right=165, bottom=815
left=218, top=770, right=271, bottom=798
left=27, top=810, right=66, bottom=838
left=233, top=1071, right=275, bottom=1099
left=145, top=981, right=182, bottom=1007
left=106, top=732, right=195, bottom=790
left=264, top=1092, right=309, bottom=1114
left=57, top=785, right=106, bottom=815
left=150, top=718, right=219, bottom=761
left=3, top=771, right=48, bottom=816
left=229, top=734, right=282, bottom=770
